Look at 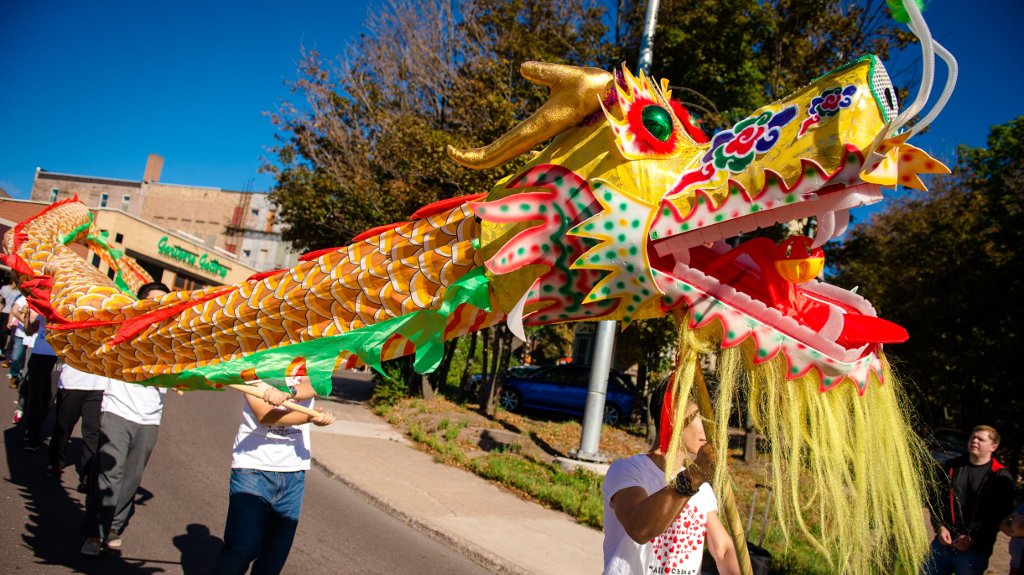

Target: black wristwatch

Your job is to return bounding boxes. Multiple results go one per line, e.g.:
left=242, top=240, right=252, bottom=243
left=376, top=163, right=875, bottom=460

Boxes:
left=286, top=383, right=298, bottom=399
left=673, top=469, right=698, bottom=497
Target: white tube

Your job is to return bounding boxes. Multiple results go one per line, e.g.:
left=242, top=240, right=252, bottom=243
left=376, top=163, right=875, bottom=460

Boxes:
left=890, top=0, right=935, bottom=135
left=908, top=40, right=958, bottom=137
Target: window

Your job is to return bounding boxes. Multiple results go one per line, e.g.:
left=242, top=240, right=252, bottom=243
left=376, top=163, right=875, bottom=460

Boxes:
left=250, top=208, right=259, bottom=217
left=99, top=193, right=109, bottom=208
left=242, top=249, right=252, bottom=258
left=121, top=194, right=131, bottom=210
left=114, top=233, right=124, bottom=243
left=106, top=267, right=116, bottom=280
left=91, top=254, right=101, bottom=267
left=49, top=188, right=59, bottom=203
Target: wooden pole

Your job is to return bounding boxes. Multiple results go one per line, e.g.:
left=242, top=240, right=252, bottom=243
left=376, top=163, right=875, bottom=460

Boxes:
left=693, top=366, right=754, bottom=575
left=227, top=384, right=322, bottom=419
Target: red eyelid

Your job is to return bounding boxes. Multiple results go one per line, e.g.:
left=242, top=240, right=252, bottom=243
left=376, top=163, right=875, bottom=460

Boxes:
left=626, top=97, right=680, bottom=155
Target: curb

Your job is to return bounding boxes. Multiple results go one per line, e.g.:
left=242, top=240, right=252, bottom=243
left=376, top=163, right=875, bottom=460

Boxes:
left=310, top=456, right=530, bottom=575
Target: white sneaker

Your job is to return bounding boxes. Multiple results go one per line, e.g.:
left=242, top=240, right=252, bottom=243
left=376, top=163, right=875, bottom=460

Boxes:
left=106, top=532, right=123, bottom=549
left=80, top=538, right=102, bottom=556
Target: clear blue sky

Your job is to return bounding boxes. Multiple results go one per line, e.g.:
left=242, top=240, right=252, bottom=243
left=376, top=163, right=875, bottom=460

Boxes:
left=2, top=0, right=1021, bottom=215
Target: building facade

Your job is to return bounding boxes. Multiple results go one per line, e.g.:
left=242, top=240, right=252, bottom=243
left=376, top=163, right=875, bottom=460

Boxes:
left=29, top=154, right=298, bottom=272
left=1, top=198, right=258, bottom=289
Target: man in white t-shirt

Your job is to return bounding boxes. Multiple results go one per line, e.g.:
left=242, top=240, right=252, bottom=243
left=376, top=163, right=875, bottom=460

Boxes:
left=0, top=277, right=21, bottom=361
left=7, top=294, right=30, bottom=391
left=80, top=282, right=171, bottom=556
left=212, top=372, right=334, bottom=574
left=602, top=386, right=739, bottom=575
left=48, top=364, right=109, bottom=491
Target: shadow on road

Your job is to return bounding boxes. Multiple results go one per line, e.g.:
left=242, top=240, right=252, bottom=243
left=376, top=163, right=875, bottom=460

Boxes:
left=3, top=424, right=176, bottom=574
left=172, top=523, right=223, bottom=575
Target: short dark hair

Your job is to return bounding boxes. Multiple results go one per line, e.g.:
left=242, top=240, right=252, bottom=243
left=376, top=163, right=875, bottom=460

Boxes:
left=137, top=282, right=171, bottom=299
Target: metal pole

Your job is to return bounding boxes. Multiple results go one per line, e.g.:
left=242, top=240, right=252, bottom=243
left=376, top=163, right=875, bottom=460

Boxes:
left=572, top=0, right=660, bottom=464
left=571, top=320, right=617, bottom=462
left=637, top=0, right=660, bottom=73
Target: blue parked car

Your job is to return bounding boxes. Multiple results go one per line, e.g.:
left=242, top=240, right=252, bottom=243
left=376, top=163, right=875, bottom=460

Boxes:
left=498, top=364, right=635, bottom=425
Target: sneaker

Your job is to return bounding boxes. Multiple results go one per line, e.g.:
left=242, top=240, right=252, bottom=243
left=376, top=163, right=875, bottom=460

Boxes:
left=105, top=532, right=123, bottom=549
left=12, top=409, right=22, bottom=425
left=7, top=376, right=17, bottom=389
left=23, top=442, right=40, bottom=452
left=80, top=538, right=103, bottom=556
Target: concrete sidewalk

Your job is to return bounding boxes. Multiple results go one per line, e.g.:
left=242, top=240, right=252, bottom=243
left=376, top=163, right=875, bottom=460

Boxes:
left=311, top=370, right=604, bottom=575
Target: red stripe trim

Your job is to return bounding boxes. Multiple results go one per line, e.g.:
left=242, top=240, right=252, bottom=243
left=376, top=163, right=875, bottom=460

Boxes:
left=298, top=247, right=342, bottom=262
left=247, top=269, right=287, bottom=282
left=409, top=193, right=487, bottom=220
left=351, top=222, right=407, bottom=243
left=108, top=287, right=237, bottom=345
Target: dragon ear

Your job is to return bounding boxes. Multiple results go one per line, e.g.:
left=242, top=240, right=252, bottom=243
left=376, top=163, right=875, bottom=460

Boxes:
left=446, top=62, right=614, bottom=170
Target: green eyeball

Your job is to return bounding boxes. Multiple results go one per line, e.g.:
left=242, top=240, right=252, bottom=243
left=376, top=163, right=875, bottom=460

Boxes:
left=641, top=105, right=674, bottom=142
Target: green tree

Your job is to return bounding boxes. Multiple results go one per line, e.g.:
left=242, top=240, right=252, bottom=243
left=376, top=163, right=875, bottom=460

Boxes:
left=828, top=117, right=1024, bottom=471
left=265, top=0, right=616, bottom=252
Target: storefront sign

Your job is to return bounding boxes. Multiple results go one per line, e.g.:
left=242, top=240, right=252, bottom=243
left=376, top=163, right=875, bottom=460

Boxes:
left=157, top=236, right=229, bottom=279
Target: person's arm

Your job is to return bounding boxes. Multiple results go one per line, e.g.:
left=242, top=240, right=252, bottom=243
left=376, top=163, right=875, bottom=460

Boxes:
left=244, top=393, right=335, bottom=426
left=1000, top=511, right=1024, bottom=537
left=611, top=445, right=715, bottom=543
left=705, top=511, right=740, bottom=575
left=21, top=308, right=40, bottom=336
left=255, top=377, right=316, bottom=406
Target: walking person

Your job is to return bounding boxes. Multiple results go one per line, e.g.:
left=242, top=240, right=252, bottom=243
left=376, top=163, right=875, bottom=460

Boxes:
left=47, top=363, right=108, bottom=491
left=80, top=281, right=171, bottom=556
left=0, top=276, right=20, bottom=363
left=212, top=372, right=335, bottom=574
left=17, top=301, right=59, bottom=452
left=7, top=293, right=30, bottom=391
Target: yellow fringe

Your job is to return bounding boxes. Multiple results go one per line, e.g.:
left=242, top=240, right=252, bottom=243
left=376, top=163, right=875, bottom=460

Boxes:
left=666, top=319, right=930, bottom=574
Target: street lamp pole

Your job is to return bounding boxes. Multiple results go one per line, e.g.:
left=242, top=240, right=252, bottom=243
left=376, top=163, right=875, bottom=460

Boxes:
left=571, top=0, right=660, bottom=463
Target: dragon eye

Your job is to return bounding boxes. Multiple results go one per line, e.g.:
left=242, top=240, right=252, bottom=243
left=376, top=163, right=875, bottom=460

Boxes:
left=641, top=105, right=674, bottom=142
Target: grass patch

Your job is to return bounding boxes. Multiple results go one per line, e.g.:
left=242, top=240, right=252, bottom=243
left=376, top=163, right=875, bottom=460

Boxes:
left=467, top=454, right=604, bottom=528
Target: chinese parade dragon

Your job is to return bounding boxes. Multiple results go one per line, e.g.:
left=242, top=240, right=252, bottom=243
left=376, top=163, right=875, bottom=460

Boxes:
left=3, top=1, right=956, bottom=572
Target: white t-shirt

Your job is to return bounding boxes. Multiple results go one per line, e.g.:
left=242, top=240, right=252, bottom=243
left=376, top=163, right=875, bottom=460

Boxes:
left=11, top=295, right=27, bottom=338
left=230, top=396, right=313, bottom=472
left=59, top=364, right=111, bottom=391
left=602, top=453, right=718, bottom=575
left=102, top=379, right=167, bottom=425
left=1, top=285, right=20, bottom=313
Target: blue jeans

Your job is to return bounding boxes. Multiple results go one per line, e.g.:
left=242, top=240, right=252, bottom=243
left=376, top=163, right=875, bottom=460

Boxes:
left=9, top=336, right=26, bottom=381
left=213, top=468, right=306, bottom=575
left=921, top=539, right=990, bottom=575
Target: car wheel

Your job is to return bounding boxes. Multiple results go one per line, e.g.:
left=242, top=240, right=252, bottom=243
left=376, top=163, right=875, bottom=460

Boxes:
left=499, top=388, right=521, bottom=412
left=603, top=404, right=623, bottom=426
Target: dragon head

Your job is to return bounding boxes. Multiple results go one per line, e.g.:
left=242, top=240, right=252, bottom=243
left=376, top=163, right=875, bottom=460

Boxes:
left=450, top=55, right=948, bottom=394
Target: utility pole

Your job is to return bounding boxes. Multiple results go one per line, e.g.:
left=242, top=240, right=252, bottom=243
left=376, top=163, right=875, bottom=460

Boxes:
left=571, top=0, right=660, bottom=464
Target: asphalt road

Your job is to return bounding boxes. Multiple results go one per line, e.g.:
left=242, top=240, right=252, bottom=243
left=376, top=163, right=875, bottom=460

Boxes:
left=0, top=370, right=489, bottom=575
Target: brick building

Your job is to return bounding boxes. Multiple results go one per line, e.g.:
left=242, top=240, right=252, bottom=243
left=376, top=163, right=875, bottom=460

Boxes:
left=29, top=154, right=297, bottom=271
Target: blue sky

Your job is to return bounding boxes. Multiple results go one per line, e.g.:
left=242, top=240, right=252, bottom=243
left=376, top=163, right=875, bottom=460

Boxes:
left=2, top=0, right=1021, bottom=223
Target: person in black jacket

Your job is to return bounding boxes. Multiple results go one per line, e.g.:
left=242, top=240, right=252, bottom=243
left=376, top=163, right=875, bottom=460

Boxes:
left=923, top=425, right=1014, bottom=575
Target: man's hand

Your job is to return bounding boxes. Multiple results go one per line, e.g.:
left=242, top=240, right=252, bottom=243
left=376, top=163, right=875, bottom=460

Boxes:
left=310, top=408, right=335, bottom=426
left=684, top=443, right=717, bottom=487
left=936, top=526, right=953, bottom=545
left=262, top=386, right=291, bottom=406
left=951, top=534, right=972, bottom=551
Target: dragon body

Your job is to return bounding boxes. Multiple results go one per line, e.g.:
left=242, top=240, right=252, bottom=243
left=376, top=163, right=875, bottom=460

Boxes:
left=6, top=44, right=950, bottom=572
